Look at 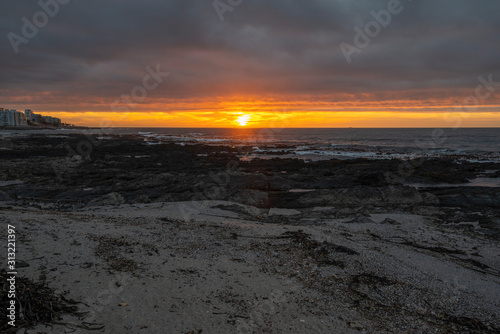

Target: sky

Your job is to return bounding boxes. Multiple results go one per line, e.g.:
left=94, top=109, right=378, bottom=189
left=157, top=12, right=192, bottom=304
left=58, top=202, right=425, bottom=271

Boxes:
left=1, top=0, right=500, bottom=127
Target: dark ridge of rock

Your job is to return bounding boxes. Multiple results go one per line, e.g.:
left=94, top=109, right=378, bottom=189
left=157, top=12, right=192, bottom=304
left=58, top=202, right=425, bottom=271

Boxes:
left=406, top=158, right=476, bottom=184
left=272, top=186, right=439, bottom=209
left=429, top=187, right=500, bottom=208
left=89, top=192, right=126, bottom=206
left=356, top=172, right=388, bottom=186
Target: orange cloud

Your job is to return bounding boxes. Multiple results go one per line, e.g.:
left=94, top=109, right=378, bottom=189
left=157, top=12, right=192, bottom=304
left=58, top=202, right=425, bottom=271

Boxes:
left=49, top=110, right=500, bottom=128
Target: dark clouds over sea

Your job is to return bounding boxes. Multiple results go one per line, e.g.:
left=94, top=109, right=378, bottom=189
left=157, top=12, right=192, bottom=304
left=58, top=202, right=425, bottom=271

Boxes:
left=1, top=0, right=499, bottom=108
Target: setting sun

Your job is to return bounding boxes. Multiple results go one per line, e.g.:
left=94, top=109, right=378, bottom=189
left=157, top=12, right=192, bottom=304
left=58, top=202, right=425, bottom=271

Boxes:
left=236, top=114, right=251, bottom=126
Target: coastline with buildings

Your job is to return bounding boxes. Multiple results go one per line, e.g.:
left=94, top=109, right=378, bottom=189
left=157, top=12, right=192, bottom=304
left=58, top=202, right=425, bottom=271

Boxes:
left=0, top=107, right=62, bottom=127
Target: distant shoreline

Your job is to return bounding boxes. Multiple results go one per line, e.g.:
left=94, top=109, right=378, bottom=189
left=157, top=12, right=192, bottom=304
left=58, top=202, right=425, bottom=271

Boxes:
left=0, top=125, right=95, bottom=130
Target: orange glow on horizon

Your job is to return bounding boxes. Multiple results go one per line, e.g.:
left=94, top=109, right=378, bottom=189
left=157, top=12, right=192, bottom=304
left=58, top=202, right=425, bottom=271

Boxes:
left=6, top=93, right=500, bottom=128
left=46, top=110, right=500, bottom=128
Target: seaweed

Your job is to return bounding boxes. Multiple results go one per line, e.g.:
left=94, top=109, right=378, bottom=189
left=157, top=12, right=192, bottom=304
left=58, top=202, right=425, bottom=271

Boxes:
left=1, top=269, right=103, bottom=333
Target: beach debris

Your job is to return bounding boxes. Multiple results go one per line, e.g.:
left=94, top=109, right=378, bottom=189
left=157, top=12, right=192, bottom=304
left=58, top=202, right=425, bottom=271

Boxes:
left=349, top=273, right=395, bottom=292
left=281, top=230, right=359, bottom=254
left=440, top=315, right=489, bottom=331
left=400, top=241, right=466, bottom=255
left=279, top=230, right=358, bottom=267
left=89, top=234, right=158, bottom=273
left=0, top=269, right=103, bottom=333
left=347, top=272, right=399, bottom=309
left=348, top=320, right=365, bottom=330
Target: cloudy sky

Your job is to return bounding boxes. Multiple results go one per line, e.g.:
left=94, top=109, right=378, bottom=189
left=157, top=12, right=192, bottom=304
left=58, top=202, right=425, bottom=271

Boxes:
left=1, top=0, right=499, bottom=126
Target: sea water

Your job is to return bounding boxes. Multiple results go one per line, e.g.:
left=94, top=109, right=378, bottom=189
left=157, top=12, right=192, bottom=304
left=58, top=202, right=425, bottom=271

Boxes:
left=113, top=128, right=500, bottom=162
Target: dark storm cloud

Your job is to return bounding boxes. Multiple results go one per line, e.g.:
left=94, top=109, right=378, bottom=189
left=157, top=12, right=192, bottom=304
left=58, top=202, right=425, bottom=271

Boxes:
left=0, top=0, right=499, bottom=107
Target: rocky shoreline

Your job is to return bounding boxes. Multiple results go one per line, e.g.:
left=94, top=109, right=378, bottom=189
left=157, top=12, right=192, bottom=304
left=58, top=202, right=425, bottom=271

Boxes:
left=1, top=133, right=499, bottom=236
left=1, top=131, right=499, bottom=333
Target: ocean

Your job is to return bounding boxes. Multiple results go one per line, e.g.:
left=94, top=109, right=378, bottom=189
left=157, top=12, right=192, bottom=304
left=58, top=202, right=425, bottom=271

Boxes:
left=109, top=128, right=500, bottom=162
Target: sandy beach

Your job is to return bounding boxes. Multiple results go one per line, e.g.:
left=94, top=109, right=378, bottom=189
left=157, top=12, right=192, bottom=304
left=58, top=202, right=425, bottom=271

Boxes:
left=1, top=131, right=500, bottom=333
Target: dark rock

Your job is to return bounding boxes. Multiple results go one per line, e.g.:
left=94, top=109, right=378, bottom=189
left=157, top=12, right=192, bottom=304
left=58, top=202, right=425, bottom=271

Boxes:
left=89, top=192, right=125, bottom=206
left=289, top=186, right=438, bottom=209
left=0, top=190, right=12, bottom=201
left=233, top=189, right=270, bottom=208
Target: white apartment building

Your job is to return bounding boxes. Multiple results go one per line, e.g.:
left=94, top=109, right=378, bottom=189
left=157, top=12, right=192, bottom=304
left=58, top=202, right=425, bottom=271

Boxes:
left=1, top=107, right=61, bottom=127
left=0, top=108, right=28, bottom=127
